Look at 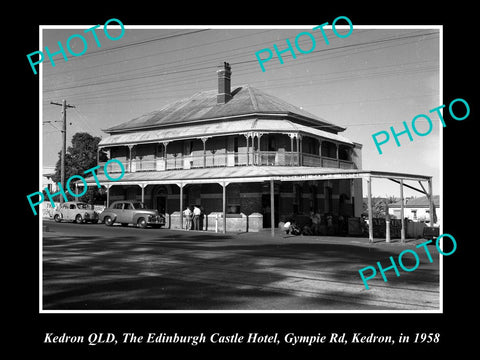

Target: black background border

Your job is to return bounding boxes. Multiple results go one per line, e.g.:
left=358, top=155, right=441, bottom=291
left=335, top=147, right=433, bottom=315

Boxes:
left=14, top=3, right=475, bottom=356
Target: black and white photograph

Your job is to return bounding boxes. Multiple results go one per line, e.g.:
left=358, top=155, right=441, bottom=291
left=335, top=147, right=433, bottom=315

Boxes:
left=38, top=24, right=442, bottom=312
left=16, top=5, right=475, bottom=355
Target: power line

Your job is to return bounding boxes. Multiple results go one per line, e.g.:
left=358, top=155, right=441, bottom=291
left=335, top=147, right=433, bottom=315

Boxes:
left=43, top=58, right=438, bottom=106
left=71, top=107, right=99, bottom=134
left=43, top=30, right=438, bottom=95
left=41, top=29, right=211, bottom=65
left=43, top=29, right=435, bottom=95
left=43, top=29, right=276, bottom=79
left=42, top=29, right=399, bottom=89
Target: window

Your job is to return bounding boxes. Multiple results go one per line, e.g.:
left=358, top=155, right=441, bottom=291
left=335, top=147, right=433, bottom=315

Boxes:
left=185, top=140, right=193, bottom=155
left=338, top=145, right=351, bottom=161
left=321, top=141, right=336, bottom=158
left=124, top=203, right=133, bottom=210
left=69, top=204, right=76, bottom=209
left=132, top=202, right=146, bottom=209
left=113, top=202, right=123, bottom=210
left=268, top=136, right=276, bottom=151
left=293, top=184, right=303, bottom=214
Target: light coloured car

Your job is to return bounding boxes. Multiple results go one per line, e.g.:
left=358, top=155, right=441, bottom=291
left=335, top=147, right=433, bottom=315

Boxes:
left=99, top=201, right=165, bottom=228
left=53, top=202, right=99, bottom=224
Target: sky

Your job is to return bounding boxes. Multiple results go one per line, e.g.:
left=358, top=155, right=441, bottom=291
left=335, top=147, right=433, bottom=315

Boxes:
left=40, top=24, right=441, bottom=198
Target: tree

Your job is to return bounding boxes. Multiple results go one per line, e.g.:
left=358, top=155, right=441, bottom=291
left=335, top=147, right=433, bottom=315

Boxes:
left=362, top=196, right=398, bottom=218
left=52, top=132, right=108, bottom=204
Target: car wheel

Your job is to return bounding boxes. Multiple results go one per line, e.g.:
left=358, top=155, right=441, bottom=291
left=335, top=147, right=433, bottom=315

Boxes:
left=137, top=217, right=147, bottom=229
left=54, top=214, right=61, bottom=223
left=104, top=216, right=113, bottom=226
left=75, top=214, right=83, bottom=224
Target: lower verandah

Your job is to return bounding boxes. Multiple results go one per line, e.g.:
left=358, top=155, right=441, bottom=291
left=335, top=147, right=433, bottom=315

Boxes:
left=107, top=178, right=358, bottom=231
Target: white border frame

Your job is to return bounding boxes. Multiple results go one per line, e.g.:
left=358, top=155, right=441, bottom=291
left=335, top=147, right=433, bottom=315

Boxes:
left=39, top=24, right=443, bottom=314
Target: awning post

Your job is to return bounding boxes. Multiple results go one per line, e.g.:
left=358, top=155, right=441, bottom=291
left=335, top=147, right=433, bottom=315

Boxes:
left=270, top=179, right=275, bottom=237
left=179, top=183, right=183, bottom=229
left=367, top=176, right=373, bottom=243
left=222, top=182, right=227, bottom=234
left=400, top=179, right=405, bottom=243
left=140, top=183, right=146, bottom=203
left=105, top=184, right=111, bottom=208
left=428, top=178, right=434, bottom=226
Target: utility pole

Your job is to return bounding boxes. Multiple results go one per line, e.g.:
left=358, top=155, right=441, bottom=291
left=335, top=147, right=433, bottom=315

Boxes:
left=50, top=99, right=75, bottom=203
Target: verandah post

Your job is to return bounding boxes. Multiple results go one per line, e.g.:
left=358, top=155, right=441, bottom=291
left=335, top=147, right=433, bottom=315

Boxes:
left=400, top=179, right=405, bottom=243
left=367, top=175, right=373, bottom=243
left=270, top=179, right=275, bottom=237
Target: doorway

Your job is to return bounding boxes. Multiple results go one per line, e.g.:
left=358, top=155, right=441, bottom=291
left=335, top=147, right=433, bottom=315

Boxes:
left=152, top=185, right=169, bottom=215
left=155, top=196, right=166, bottom=214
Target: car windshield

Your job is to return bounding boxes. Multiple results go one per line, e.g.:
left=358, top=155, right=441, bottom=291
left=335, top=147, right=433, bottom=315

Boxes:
left=77, top=203, right=93, bottom=210
left=132, top=202, right=146, bottom=209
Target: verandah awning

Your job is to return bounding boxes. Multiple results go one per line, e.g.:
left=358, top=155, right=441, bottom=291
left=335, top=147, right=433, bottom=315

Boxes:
left=79, top=165, right=431, bottom=187
left=76, top=165, right=434, bottom=242
left=98, top=118, right=354, bottom=148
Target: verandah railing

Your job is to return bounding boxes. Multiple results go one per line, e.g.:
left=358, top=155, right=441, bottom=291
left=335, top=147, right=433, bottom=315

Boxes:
left=100, top=151, right=354, bottom=173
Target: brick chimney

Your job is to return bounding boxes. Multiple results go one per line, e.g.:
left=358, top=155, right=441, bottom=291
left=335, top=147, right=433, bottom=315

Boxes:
left=217, top=62, right=232, bottom=104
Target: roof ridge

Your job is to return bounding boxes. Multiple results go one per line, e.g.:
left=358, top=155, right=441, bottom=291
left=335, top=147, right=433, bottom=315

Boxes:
left=246, top=85, right=259, bottom=111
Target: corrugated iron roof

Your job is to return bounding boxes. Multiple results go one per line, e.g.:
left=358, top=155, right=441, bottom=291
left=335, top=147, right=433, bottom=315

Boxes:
left=104, top=85, right=345, bottom=134
left=84, top=166, right=360, bottom=185
left=81, top=167, right=431, bottom=185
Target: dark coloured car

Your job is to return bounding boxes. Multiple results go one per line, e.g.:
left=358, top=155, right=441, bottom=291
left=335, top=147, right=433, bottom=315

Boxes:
left=99, top=201, right=165, bottom=228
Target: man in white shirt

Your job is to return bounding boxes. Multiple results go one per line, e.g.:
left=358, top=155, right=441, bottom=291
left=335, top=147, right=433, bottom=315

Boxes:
left=183, top=206, right=192, bottom=230
left=193, top=205, right=201, bottom=230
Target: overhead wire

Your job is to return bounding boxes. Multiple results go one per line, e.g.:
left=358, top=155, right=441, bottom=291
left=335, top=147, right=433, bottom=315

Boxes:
left=41, top=29, right=211, bottom=65
left=43, top=29, right=277, bottom=80
left=43, top=30, right=439, bottom=98
left=42, top=28, right=432, bottom=91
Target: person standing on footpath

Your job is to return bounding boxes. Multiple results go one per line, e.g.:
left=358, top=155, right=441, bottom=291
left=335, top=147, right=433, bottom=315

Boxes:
left=193, top=205, right=201, bottom=230
left=183, top=206, right=193, bottom=231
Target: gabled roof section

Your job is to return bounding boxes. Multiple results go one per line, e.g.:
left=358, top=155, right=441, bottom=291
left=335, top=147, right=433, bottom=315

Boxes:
left=104, top=85, right=345, bottom=134
left=390, top=195, right=440, bottom=208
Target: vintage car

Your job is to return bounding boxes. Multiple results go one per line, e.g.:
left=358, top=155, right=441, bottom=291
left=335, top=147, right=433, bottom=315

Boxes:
left=53, top=202, right=99, bottom=224
left=99, top=201, right=165, bottom=228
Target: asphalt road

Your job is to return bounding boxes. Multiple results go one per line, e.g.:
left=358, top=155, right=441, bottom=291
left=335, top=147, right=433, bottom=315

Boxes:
left=42, top=220, right=440, bottom=311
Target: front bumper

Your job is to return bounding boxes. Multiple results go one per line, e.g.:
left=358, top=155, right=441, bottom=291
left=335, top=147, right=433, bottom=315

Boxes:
left=147, top=215, right=165, bottom=225
left=84, top=212, right=99, bottom=221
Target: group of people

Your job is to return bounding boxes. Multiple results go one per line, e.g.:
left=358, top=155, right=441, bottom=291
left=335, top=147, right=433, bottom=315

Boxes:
left=283, top=211, right=347, bottom=236
left=183, top=205, right=203, bottom=231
